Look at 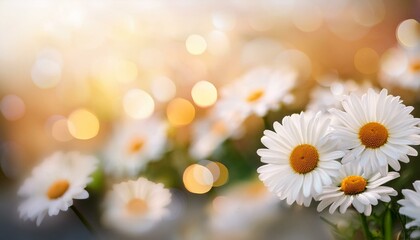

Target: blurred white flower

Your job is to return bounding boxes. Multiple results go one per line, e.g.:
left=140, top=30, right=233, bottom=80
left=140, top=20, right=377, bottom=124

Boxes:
left=317, top=163, right=398, bottom=216
left=102, top=177, right=171, bottom=236
left=18, top=152, right=98, bottom=226
left=380, top=47, right=420, bottom=90
left=257, top=112, right=344, bottom=206
left=307, top=79, right=372, bottom=114
left=220, top=66, right=296, bottom=118
left=208, top=180, right=281, bottom=237
left=398, top=180, right=420, bottom=239
left=330, top=89, right=420, bottom=175
left=189, top=99, right=245, bottom=159
left=103, top=117, right=168, bottom=177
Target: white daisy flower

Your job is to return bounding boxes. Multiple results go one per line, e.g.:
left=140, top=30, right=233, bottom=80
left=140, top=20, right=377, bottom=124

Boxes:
left=220, top=66, right=296, bottom=118
left=398, top=180, right=420, bottom=239
left=257, top=112, right=344, bottom=206
left=317, top=163, right=399, bottom=216
left=102, top=177, right=171, bottom=236
left=330, top=88, right=420, bottom=175
left=18, top=151, right=98, bottom=226
left=380, top=47, right=420, bottom=90
left=103, top=116, right=168, bottom=177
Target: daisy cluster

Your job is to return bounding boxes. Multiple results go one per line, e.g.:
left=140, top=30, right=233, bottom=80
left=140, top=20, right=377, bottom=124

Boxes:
left=18, top=151, right=172, bottom=236
left=5, top=2, right=419, bottom=238
left=16, top=65, right=297, bottom=237
left=258, top=88, right=420, bottom=237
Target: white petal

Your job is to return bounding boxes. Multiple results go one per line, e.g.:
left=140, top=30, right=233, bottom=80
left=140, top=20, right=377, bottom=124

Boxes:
left=320, top=151, right=345, bottom=161
left=329, top=195, right=347, bottom=214
left=356, top=194, right=370, bottom=205
left=36, top=213, right=46, bottom=226
left=339, top=196, right=353, bottom=214
left=352, top=199, right=365, bottom=213
left=364, top=204, right=372, bottom=216
left=313, top=173, right=323, bottom=194
left=303, top=173, right=313, bottom=197
left=73, top=190, right=89, bottom=199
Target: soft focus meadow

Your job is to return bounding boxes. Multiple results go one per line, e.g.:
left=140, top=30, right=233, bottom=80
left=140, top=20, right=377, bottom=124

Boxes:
left=1, top=1, right=420, bottom=239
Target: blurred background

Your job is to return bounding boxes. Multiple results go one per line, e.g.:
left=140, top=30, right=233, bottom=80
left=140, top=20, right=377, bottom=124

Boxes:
left=0, top=0, right=420, bottom=239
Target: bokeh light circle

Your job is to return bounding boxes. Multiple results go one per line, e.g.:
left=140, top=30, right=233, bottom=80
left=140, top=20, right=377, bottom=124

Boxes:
left=397, top=19, right=420, bottom=48
left=67, top=109, right=100, bottom=140
left=166, top=98, right=195, bottom=126
left=123, top=89, right=155, bottom=119
left=186, top=34, right=207, bottom=55
left=191, top=81, right=218, bottom=108
left=31, top=58, right=62, bottom=89
left=183, top=164, right=213, bottom=194
left=0, top=95, right=25, bottom=121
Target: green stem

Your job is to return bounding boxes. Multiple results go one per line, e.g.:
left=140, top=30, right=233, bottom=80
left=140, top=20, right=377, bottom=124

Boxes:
left=70, top=205, right=95, bottom=235
left=360, top=214, right=373, bottom=240
left=319, top=216, right=339, bottom=230
left=391, top=205, right=408, bottom=239
left=400, top=215, right=409, bottom=240
left=384, top=207, right=393, bottom=240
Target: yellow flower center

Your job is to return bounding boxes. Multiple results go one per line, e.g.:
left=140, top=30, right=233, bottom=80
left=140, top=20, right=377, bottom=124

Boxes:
left=126, top=198, right=148, bottom=215
left=340, top=175, right=367, bottom=195
left=359, top=122, right=388, bottom=149
left=289, top=144, right=319, bottom=174
left=246, top=89, right=264, bottom=102
left=409, top=60, right=420, bottom=73
left=46, top=179, right=70, bottom=199
left=128, top=138, right=145, bottom=154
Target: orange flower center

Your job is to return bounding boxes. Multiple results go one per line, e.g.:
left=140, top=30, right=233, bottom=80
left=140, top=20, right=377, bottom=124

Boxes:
left=409, top=60, right=420, bottom=73
left=128, top=138, right=145, bottom=154
left=126, top=198, right=148, bottom=215
left=340, top=175, right=367, bottom=195
left=359, top=122, right=388, bottom=149
left=246, top=89, right=264, bottom=102
left=46, top=179, right=70, bottom=199
left=289, top=144, right=319, bottom=174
